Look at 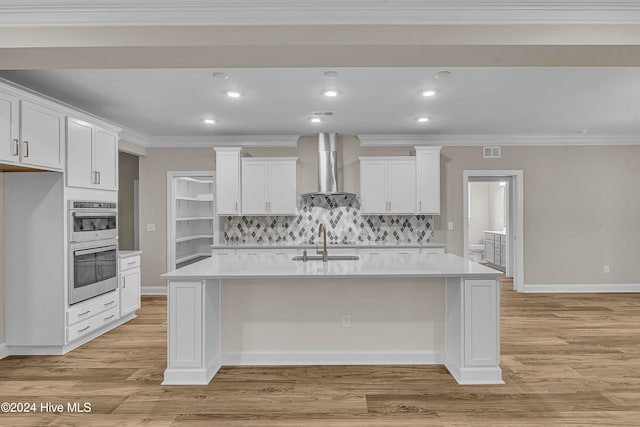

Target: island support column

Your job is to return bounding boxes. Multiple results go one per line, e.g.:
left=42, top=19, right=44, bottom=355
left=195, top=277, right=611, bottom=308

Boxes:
left=445, top=277, right=504, bottom=384
left=163, top=279, right=222, bottom=385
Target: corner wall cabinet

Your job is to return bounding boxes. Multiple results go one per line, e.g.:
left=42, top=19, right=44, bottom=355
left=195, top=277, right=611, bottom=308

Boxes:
left=214, top=147, right=242, bottom=215
left=359, top=157, right=416, bottom=214
left=414, top=146, right=441, bottom=215
left=0, top=90, right=65, bottom=171
left=241, top=157, right=297, bottom=215
left=168, top=172, right=216, bottom=269
left=66, top=117, right=118, bottom=190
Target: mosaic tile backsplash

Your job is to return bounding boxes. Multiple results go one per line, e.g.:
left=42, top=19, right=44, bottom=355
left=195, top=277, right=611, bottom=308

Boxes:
left=224, top=195, right=434, bottom=244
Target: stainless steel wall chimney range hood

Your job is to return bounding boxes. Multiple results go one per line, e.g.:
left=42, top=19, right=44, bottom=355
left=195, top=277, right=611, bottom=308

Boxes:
left=301, top=132, right=356, bottom=200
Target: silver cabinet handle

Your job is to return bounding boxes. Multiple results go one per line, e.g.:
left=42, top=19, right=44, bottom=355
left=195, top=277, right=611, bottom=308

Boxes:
left=23, top=140, right=29, bottom=157
left=265, top=202, right=268, bottom=212
left=419, top=201, right=422, bottom=211
left=79, top=310, right=91, bottom=316
left=235, top=201, right=238, bottom=212
left=78, top=325, right=91, bottom=332
left=13, top=139, right=19, bottom=156
left=127, top=261, right=136, bottom=266
left=104, top=301, right=115, bottom=306
left=97, top=171, right=101, bottom=184
left=268, top=202, right=271, bottom=212
left=104, top=314, right=115, bottom=321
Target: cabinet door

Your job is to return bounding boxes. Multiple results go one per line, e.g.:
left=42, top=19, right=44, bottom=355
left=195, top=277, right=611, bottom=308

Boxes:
left=215, top=150, right=241, bottom=215
left=241, top=160, right=268, bottom=214
left=388, top=160, right=416, bottom=214
left=66, top=118, right=94, bottom=188
left=416, top=148, right=440, bottom=214
left=20, top=100, right=64, bottom=170
left=0, top=92, right=20, bottom=164
left=94, top=127, right=118, bottom=190
left=120, top=268, right=141, bottom=316
left=360, top=160, right=388, bottom=214
left=268, top=160, right=297, bottom=214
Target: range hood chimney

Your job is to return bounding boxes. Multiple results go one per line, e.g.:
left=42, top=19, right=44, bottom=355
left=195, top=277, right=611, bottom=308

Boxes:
left=302, top=132, right=355, bottom=199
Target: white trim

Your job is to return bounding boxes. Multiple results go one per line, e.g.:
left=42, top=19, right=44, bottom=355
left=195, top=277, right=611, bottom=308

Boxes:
left=222, top=350, right=443, bottom=366
left=0, top=343, right=8, bottom=360
left=2, top=1, right=640, bottom=26
left=119, top=127, right=150, bottom=148
left=522, top=283, right=640, bottom=293
left=141, top=286, right=167, bottom=295
left=148, top=135, right=299, bottom=148
left=445, top=359, right=504, bottom=385
left=463, top=170, right=525, bottom=291
left=358, top=134, right=640, bottom=147
left=162, top=355, right=222, bottom=386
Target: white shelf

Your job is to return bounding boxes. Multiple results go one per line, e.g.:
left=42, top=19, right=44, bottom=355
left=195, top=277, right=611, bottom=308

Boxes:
left=176, top=196, right=214, bottom=202
left=176, top=234, right=214, bottom=243
left=176, top=216, right=215, bottom=221
left=176, top=252, right=211, bottom=265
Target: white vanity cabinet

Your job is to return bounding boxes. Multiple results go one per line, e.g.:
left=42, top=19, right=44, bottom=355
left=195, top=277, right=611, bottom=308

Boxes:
left=66, top=117, right=118, bottom=191
left=484, top=231, right=506, bottom=270
left=359, top=157, right=416, bottom=214
left=241, top=157, right=297, bottom=215
left=119, top=252, right=142, bottom=317
left=214, top=147, right=242, bottom=215
left=0, top=89, right=65, bottom=171
left=414, top=146, right=441, bottom=215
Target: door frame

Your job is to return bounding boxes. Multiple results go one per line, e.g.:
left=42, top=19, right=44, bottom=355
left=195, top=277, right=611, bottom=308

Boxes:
left=463, top=170, right=524, bottom=291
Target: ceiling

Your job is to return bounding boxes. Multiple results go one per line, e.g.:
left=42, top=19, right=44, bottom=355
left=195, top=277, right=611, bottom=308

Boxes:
left=1, top=67, right=640, bottom=140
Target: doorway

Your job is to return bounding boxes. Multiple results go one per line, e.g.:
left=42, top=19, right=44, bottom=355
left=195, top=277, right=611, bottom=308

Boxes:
left=463, top=170, right=524, bottom=291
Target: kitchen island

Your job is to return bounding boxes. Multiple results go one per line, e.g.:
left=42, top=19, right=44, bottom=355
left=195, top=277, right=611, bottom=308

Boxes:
left=161, top=252, right=504, bottom=386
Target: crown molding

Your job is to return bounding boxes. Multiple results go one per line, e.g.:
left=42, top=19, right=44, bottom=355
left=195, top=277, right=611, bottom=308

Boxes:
left=147, top=135, right=299, bottom=148
left=1, top=1, right=640, bottom=26
left=358, top=134, right=640, bottom=147
left=119, top=127, right=149, bottom=147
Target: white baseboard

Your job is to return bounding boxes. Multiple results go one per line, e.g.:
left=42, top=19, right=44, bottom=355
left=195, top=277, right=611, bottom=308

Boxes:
left=445, top=359, right=504, bottom=385
left=522, top=283, right=640, bottom=293
left=141, top=286, right=167, bottom=295
left=0, top=343, right=8, bottom=360
left=222, top=350, right=443, bottom=366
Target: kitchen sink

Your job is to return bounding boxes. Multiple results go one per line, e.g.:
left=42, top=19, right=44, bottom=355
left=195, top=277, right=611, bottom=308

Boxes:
left=291, top=255, right=360, bottom=261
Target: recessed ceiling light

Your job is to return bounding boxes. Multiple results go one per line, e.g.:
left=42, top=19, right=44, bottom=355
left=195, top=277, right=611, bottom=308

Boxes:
left=324, top=71, right=338, bottom=79
left=323, top=90, right=338, bottom=97
left=434, top=71, right=452, bottom=79
left=212, top=72, right=229, bottom=80
left=310, top=117, right=323, bottom=123
left=202, top=118, right=216, bottom=124
left=225, top=90, right=242, bottom=98
left=417, top=117, right=430, bottom=123
left=420, top=89, right=437, bottom=97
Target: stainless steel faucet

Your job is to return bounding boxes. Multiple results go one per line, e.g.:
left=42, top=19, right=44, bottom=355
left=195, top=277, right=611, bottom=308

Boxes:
left=317, top=223, right=328, bottom=262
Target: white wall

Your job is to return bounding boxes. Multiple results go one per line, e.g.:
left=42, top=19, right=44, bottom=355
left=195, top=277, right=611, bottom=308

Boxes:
left=469, top=181, right=506, bottom=245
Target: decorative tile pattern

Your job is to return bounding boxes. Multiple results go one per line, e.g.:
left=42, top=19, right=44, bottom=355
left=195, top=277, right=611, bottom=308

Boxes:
left=224, top=196, right=434, bottom=244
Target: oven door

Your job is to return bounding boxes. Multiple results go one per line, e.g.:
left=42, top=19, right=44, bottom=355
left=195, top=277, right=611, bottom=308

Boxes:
left=70, top=211, right=118, bottom=243
left=69, top=244, right=118, bottom=305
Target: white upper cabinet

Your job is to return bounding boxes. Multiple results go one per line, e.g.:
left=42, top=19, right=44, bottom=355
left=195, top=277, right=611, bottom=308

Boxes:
left=214, top=147, right=242, bottom=215
left=66, top=117, right=118, bottom=191
left=241, top=157, right=297, bottom=215
left=0, top=90, right=64, bottom=171
left=414, top=146, right=441, bottom=215
left=360, top=157, right=416, bottom=215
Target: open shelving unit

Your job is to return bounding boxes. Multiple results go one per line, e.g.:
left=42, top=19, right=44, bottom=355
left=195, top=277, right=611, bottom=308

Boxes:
left=167, top=172, right=216, bottom=270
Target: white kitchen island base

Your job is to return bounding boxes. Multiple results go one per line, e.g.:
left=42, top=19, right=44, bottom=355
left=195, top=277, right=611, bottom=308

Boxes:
left=161, top=254, right=504, bottom=386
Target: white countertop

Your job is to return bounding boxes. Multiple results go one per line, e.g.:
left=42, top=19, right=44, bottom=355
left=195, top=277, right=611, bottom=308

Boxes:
left=484, top=230, right=506, bottom=235
left=162, top=252, right=501, bottom=280
left=211, top=241, right=445, bottom=250
left=118, top=250, right=143, bottom=258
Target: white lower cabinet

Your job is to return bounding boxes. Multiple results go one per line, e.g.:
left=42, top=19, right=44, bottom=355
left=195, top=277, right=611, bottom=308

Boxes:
left=119, top=253, right=141, bottom=317
left=67, top=307, right=119, bottom=342
left=65, top=291, right=120, bottom=344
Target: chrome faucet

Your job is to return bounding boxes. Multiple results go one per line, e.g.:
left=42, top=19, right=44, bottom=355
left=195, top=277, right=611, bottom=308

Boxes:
left=317, top=223, right=328, bottom=262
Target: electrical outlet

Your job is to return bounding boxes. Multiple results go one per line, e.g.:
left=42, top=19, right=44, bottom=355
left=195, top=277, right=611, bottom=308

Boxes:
left=146, top=223, right=156, bottom=232
left=448, top=222, right=454, bottom=231
left=604, top=265, right=610, bottom=273
left=341, top=314, right=352, bottom=328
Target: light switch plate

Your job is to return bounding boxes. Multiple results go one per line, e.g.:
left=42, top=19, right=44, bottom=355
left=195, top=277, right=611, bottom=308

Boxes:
left=448, top=222, right=454, bottom=230
left=146, top=223, right=156, bottom=232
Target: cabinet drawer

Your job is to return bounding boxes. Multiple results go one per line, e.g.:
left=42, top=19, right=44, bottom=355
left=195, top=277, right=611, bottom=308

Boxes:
left=500, top=235, right=506, bottom=244
left=484, top=233, right=495, bottom=242
left=67, top=307, right=119, bottom=342
left=119, top=255, right=140, bottom=271
left=67, top=291, right=118, bottom=326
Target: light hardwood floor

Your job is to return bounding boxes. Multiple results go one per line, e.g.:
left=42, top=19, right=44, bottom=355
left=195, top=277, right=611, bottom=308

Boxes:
left=1, top=279, right=640, bottom=426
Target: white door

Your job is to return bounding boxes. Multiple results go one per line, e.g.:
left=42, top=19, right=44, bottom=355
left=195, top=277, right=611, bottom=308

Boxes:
left=66, top=118, right=94, bottom=188
left=388, top=160, right=416, bottom=214
left=268, top=160, right=296, bottom=214
left=0, top=92, right=19, bottom=164
left=416, top=149, right=440, bottom=214
left=94, top=127, right=118, bottom=190
left=241, top=161, right=268, bottom=214
left=20, top=101, right=64, bottom=170
left=360, top=160, right=388, bottom=214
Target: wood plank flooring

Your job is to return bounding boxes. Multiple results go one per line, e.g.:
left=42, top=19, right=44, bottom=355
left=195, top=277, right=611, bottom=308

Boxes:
left=2, top=279, right=640, bottom=426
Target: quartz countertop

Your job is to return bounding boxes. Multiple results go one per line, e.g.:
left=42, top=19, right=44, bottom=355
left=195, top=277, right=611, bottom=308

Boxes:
left=211, top=241, right=445, bottom=250
left=162, top=252, right=501, bottom=280
left=118, top=250, right=143, bottom=258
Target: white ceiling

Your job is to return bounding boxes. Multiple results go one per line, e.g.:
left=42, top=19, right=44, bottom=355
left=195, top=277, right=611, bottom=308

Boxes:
left=1, top=67, right=640, bottom=140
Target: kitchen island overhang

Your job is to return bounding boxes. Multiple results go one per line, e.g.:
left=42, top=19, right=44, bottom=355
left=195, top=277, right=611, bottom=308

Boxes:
left=161, top=253, right=504, bottom=386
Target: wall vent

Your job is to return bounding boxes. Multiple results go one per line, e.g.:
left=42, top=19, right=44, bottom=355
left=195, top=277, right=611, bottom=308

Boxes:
left=483, top=146, right=501, bottom=158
